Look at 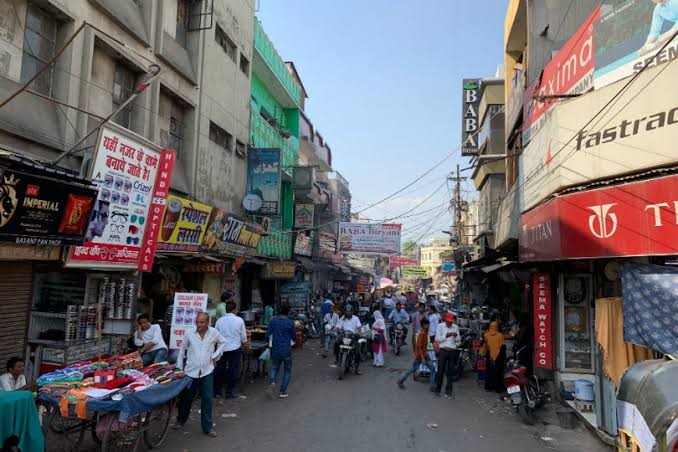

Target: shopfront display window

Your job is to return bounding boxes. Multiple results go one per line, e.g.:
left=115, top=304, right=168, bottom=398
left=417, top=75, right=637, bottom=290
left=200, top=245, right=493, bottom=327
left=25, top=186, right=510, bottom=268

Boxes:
left=560, top=274, right=594, bottom=371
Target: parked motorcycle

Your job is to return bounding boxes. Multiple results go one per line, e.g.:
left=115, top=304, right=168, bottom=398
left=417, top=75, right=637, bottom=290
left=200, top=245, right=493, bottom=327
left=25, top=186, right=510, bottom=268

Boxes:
left=451, top=332, right=476, bottom=381
left=503, top=346, right=550, bottom=425
left=337, top=330, right=358, bottom=380
left=390, top=322, right=406, bottom=356
left=303, top=316, right=320, bottom=340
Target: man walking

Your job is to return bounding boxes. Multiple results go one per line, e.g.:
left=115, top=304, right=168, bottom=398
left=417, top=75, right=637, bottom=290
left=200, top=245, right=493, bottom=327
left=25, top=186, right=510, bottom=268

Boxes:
left=173, top=312, right=225, bottom=437
left=320, top=294, right=334, bottom=347
left=266, top=303, right=296, bottom=399
left=396, top=318, right=435, bottom=389
left=410, top=302, right=426, bottom=352
left=433, top=312, right=461, bottom=399
left=214, top=301, right=247, bottom=399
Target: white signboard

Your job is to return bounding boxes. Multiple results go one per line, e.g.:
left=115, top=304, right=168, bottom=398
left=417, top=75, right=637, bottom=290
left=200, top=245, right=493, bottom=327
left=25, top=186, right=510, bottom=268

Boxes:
left=169, top=292, right=208, bottom=349
left=338, top=222, right=401, bottom=256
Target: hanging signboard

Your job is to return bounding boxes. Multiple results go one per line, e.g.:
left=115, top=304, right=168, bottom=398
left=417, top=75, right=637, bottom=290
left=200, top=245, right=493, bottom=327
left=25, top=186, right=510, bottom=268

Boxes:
left=294, top=203, right=314, bottom=228
left=401, top=266, right=429, bottom=278
left=441, top=262, right=456, bottom=273
left=293, top=230, right=313, bottom=257
left=261, top=261, right=296, bottom=279
left=67, top=126, right=171, bottom=269
left=0, top=160, right=97, bottom=246
left=169, top=292, right=208, bottom=349
left=461, top=78, right=481, bottom=156
left=389, top=256, right=419, bottom=267
left=594, top=0, right=678, bottom=89
left=157, top=194, right=212, bottom=253
left=280, top=281, right=310, bottom=308
left=533, top=273, right=553, bottom=369
left=246, top=148, right=281, bottom=215
left=338, top=222, right=401, bottom=256
left=201, top=208, right=262, bottom=257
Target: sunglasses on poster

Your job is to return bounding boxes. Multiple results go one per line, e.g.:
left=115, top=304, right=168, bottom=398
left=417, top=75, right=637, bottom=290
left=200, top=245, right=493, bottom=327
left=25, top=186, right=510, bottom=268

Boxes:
left=128, top=225, right=139, bottom=235
left=131, top=214, right=145, bottom=225
left=109, top=234, right=121, bottom=242
left=111, top=211, right=128, bottom=223
left=127, top=236, right=140, bottom=245
left=109, top=225, right=124, bottom=233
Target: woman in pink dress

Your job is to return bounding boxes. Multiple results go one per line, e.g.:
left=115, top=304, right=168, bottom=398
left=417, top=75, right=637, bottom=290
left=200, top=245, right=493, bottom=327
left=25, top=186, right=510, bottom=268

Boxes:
left=372, top=311, right=388, bottom=367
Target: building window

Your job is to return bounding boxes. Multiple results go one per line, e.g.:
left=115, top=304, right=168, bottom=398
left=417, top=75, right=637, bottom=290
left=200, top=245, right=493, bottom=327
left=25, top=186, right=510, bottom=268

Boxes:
left=235, top=140, right=246, bottom=158
left=215, top=24, right=236, bottom=62
left=21, top=5, right=57, bottom=95
left=169, top=116, right=184, bottom=160
left=112, top=64, right=136, bottom=129
left=176, top=0, right=189, bottom=47
left=208, top=121, right=232, bottom=151
left=239, top=54, right=250, bottom=76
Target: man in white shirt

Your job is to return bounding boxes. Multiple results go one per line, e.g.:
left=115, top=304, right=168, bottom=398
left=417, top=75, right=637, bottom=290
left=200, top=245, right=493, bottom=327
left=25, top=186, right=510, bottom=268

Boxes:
left=134, top=314, right=168, bottom=367
left=214, top=301, right=247, bottom=399
left=0, top=357, right=27, bottom=391
left=334, top=306, right=363, bottom=375
left=433, top=312, right=461, bottom=399
left=322, top=305, right=340, bottom=357
left=173, top=312, right=225, bottom=438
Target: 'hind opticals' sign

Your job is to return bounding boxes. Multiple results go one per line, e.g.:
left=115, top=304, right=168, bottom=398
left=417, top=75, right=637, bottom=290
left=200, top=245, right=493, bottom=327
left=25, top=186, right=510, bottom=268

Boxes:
left=533, top=273, right=553, bottom=370
left=461, top=78, right=481, bottom=156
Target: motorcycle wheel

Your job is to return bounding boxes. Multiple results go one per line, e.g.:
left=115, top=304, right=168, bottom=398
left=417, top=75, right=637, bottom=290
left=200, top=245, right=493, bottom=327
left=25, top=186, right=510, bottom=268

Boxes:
left=338, top=354, right=346, bottom=380
left=451, top=363, right=463, bottom=382
left=518, top=403, right=536, bottom=425
left=395, top=342, right=400, bottom=356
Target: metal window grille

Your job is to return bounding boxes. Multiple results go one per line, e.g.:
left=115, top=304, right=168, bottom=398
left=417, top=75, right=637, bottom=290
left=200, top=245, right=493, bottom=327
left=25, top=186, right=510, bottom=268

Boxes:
left=208, top=121, right=233, bottom=151
left=20, top=5, right=57, bottom=95
left=215, top=24, right=236, bottom=62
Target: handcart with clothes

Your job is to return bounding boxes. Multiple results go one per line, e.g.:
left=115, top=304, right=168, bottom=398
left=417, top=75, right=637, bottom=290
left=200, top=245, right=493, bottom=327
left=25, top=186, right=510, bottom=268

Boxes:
left=36, top=351, right=189, bottom=452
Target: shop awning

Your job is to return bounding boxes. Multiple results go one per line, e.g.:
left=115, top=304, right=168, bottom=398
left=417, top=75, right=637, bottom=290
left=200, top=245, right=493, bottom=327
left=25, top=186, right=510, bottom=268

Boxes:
left=481, top=259, right=514, bottom=273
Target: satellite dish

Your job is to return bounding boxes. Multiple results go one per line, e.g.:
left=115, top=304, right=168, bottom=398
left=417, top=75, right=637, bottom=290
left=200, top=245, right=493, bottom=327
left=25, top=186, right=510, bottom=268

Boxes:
left=243, top=194, right=262, bottom=212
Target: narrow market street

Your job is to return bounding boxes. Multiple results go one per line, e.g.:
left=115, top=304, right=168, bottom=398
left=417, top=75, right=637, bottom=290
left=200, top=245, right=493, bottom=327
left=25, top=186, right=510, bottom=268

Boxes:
left=151, top=341, right=608, bottom=452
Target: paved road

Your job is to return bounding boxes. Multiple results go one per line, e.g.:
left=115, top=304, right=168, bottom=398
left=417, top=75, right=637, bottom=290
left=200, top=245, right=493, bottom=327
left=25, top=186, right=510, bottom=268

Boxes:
left=153, top=340, right=610, bottom=452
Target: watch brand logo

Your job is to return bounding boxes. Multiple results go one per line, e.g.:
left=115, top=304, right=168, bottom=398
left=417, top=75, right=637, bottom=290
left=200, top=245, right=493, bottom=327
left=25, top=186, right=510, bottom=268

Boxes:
left=587, top=203, right=618, bottom=239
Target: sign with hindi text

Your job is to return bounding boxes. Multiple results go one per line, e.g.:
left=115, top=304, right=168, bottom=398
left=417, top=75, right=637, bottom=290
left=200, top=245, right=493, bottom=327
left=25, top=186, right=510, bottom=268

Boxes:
left=169, top=292, right=208, bottom=349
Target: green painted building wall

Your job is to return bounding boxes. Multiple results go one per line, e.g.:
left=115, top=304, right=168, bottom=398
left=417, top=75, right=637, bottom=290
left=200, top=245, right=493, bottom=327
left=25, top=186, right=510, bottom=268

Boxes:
left=250, top=18, right=301, bottom=259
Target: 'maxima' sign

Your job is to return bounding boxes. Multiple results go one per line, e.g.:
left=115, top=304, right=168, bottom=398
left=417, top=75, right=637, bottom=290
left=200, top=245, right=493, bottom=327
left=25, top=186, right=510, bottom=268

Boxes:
left=461, top=78, right=481, bottom=156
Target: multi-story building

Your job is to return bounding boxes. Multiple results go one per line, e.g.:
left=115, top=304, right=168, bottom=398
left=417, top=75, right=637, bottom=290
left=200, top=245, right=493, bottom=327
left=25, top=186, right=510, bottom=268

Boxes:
left=420, top=238, right=454, bottom=276
left=249, top=18, right=303, bottom=259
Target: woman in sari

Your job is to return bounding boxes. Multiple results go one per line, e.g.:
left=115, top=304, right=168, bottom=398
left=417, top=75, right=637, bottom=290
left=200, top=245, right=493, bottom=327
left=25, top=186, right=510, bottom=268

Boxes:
left=372, top=311, right=388, bottom=367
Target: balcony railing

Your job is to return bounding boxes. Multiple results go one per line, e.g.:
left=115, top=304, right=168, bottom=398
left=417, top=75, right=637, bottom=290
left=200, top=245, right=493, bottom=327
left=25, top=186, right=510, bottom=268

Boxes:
left=254, top=19, right=302, bottom=105
left=250, top=107, right=299, bottom=169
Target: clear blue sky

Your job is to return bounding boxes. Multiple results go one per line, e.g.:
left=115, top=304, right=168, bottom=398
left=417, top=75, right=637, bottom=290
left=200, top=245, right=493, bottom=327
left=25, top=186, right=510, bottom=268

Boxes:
left=257, top=0, right=506, bottom=243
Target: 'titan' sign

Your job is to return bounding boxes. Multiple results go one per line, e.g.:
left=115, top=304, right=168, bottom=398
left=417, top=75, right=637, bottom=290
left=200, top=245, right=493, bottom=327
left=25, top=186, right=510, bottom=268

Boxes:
left=461, top=78, right=481, bottom=156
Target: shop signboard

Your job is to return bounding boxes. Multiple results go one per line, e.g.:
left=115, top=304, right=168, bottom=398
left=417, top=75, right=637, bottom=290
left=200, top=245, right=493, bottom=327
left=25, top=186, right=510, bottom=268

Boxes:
left=157, top=195, right=212, bottom=253
left=521, top=173, right=678, bottom=261
left=441, top=262, right=456, bottom=273
left=461, top=78, right=481, bottom=156
left=338, top=222, right=401, bottom=256
left=522, top=6, right=598, bottom=145
left=519, top=59, right=678, bottom=213
left=294, top=203, right=314, bottom=228
left=280, top=281, right=310, bottom=308
left=246, top=148, right=281, bottom=215
left=0, top=160, right=97, bottom=246
left=533, top=273, right=553, bottom=370
left=389, top=256, right=418, bottom=267
left=401, top=266, right=428, bottom=278
left=67, top=126, right=172, bottom=269
left=594, top=0, right=678, bottom=89
left=261, top=261, right=296, bottom=279
left=169, top=292, right=208, bottom=349
left=293, top=231, right=313, bottom=257
left=201, top=208, right=262, bottom=257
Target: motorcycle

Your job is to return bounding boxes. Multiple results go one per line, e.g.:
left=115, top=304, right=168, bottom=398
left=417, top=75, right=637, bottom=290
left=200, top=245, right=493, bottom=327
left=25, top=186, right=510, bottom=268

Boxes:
left=503, top=346, right=550, bottom=425
left=358, top=324, right=370, bottom=362
left=336, top=330, right=358, bottom=380
left=390, top=322, right=406, bottom=356
left=303, top=316, right=320, bottom=340
left=451, top=332, right=476, bottom=381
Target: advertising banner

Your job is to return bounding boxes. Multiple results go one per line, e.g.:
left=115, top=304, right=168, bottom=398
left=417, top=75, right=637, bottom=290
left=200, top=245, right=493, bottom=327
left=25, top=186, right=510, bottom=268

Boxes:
left=461, top=78, right=481, bottom=156
left=247, top=148, right=281, bottom=215
left=138, top=149, right=175, bottom=272
left=401, top=266, right=428, bottom=278
left=201, top=208, right=262, bottom=257
left=169, top=292, right=208, bottom=349
left=294, top=203, right=314, bottom=228
left=523, top=6, right=598, bottom=145
left=280, top=281, right=310, bottom=308
left=533, top=273, right=553, bottom=369
left=68, top=126, right=167, bottom=269
left=157, top=194, right=212, bottom=253
left=293, top=230, right=313, bottom=256
left=520, top=174, right=678, bottom=261
left=594, top=0, right=678, bottom=89
left=338, top=222, right=401, bottom=256
left=0, top=162, right=97, bottom=246
left=389, top=256, right=419, bottom=267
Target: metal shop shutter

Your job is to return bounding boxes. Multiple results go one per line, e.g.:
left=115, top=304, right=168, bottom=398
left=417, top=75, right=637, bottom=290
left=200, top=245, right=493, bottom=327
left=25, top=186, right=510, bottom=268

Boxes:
left=0, top=262, right=33, bottom=372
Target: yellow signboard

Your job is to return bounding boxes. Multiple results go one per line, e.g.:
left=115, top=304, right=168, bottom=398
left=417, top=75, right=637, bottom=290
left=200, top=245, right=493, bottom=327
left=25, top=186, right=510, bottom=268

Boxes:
left=157, top=195, right=212, bottom=252
left=401, top=266, right=429, bottom=278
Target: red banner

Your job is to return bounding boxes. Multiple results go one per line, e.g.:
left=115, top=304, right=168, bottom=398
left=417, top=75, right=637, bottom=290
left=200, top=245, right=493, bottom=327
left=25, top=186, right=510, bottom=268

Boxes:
left=533, top=272, right=553, bottom=370
left=389, top=256, right=418, bottom=267
left=138, top=149, right=175, bottom=272
left=521, top=174, right=678, bottom=261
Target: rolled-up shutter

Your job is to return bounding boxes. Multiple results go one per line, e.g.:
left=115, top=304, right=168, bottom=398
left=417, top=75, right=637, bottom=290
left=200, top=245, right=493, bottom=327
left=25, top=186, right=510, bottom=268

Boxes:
left=0, top=262, right=32, bottom=371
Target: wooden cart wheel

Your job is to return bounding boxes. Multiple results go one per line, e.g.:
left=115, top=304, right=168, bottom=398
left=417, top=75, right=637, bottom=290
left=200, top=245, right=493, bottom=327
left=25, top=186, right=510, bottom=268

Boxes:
left=44, top=405, right=86, bottom=452
left=101, top=413, right=141, bottom=452
left=142, top=401, right=173, bottom=449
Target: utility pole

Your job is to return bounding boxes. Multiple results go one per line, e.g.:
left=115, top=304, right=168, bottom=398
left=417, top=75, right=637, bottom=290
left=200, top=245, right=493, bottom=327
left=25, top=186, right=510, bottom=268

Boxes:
left=448, top=164, right=467, bottom=247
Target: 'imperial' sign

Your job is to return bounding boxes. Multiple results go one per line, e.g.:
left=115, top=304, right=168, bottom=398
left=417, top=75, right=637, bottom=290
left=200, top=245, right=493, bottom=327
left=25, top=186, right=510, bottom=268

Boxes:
left=461, top=78, right=481, bottom=156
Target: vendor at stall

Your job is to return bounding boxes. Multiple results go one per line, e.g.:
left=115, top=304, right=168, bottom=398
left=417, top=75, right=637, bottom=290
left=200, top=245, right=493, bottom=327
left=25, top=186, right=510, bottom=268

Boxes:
left=134, top=314, right=169, bottom=366
left=0, top=357, right=27, bottom=391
